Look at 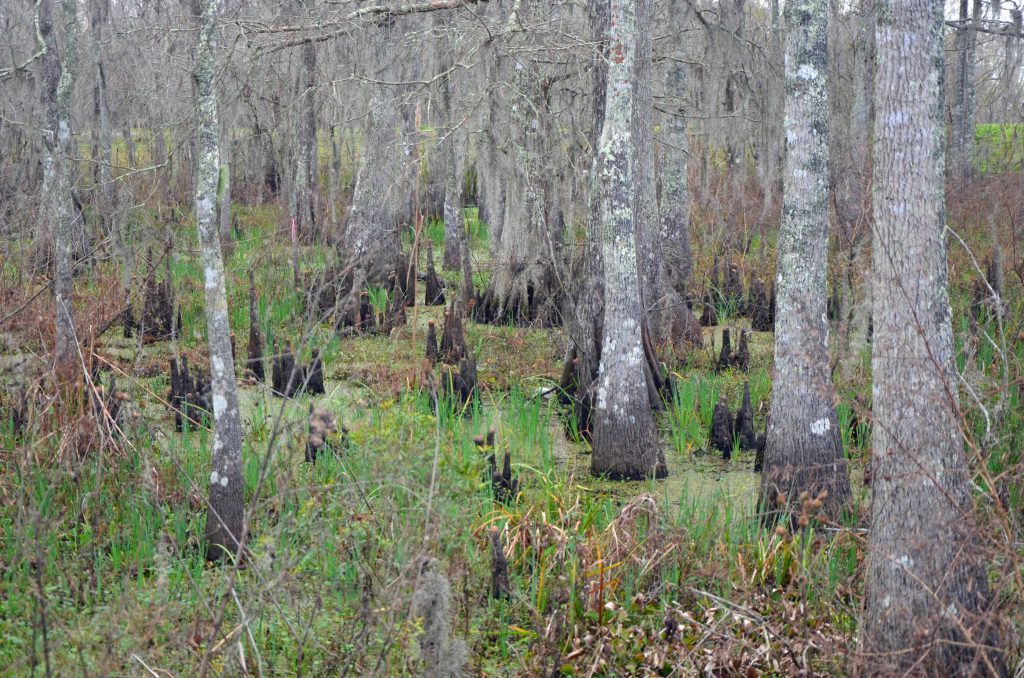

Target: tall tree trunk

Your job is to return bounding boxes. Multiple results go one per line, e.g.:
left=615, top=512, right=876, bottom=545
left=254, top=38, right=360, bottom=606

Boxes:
left=860, top=0, right=1005, bottom=672
left=218, top=146, right=232, bottom=249
left=590, top=0, right=663, bottom=481
left=475, top=44, right=559, bottom=326
left=759, top=0, right=850, bottom=522
left=438, top=52, right=473, bottom=301
left=951, top=0, right=980, bottom=185
left=761, top=0, right=784, bottom=196
left=90, top=0, right=121, bottom=273
left=195, top=0, right=245, bottom=563
left=329, top=121, right=340, bottom=233
left=478, top=1, right=508, bottom=254
left=40, top=0, right=80, bottom=374
left=656, top=9, right=701, bottom=351
left=632, top=0, right=658, bottom=323
left=559, top=0, right=610, bottom=442
left=837, top=0, right=875, bottom=379
left=659, top=52, right=693, bottom=295
left=344, top=21, right=406, bottom=283
left=437, top=21, right=467, bottom=275
left=293, top=33, right=318, bottom=240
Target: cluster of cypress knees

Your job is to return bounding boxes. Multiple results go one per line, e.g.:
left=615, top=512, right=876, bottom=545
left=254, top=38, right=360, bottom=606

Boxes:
left=709, top=380, right=767, bottom=468
left=474, top=431, right=515, bottom=601
left=164, top=270, right=346, bottom=461
left=424, top=296, right=479, bottom=407
left=716, top=327, right=751, bottom=372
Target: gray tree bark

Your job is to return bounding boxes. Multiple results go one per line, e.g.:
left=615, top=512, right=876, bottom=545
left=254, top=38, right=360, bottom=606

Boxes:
left=559, top=0, right=609, bottom=441
left=951, top=0, right=981, bottom=186
left=836, top=0, right=875, bottom=380
left=478, top=29, right=506, bottom=256
left=40, top=0, right=80, bottom=373
left=90, top=0, right=121, bottom=271
left=344, top=21, right=407, bottom=283
left=195, top=0, right=245, bottom=563
left=437, top=20, right=467, bottom=277
left=860, top=0, right=1005, bottom=672
left=759, top=0, right=850, bottom=521
left=655, top=14, right=701, bottom=352
left=292, top=23, right=318, bottom=240
left=329, top=121, right=340, bottom=233
left=632, top=0, right=658, bottom=321
left=659, top=53, right=693, bottom=296
left=475, top=34, right=559, bottom=326
left=590, top=0, right=663, bottom=480
left=217, top=147, right=231, bottom=248
left=956, top=0, right=980, bottom=177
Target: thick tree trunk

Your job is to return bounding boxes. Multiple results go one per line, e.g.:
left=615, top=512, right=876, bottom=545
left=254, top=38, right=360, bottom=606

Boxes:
left=475, top=53, right=559, bottom=326
left=633, top=0, right=695, bottom=361
left=656, top=21, right=702, bottom=351
left=195, top=0, right=245, bottom=563
left=559, top=0, right=610, bottom=442
left=590, top=0, right=663, bottom=481
left=759, top=0, right=850, bottom=522
left=479, top=23, right=507, bottom=256
left=632, top=0, right=658, bottom=320
left=40, top=0, right=80, bottom=374
left=860, top=0, right=1005, bottom=673
left=659, top=56, right=693, bottom=295
left=343, top=22, right=406, bottom=283
left=436, top=24, right=468, bottom=277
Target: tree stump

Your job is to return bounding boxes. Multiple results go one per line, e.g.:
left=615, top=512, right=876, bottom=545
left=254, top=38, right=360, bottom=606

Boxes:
left=121, top=289, right=137, bottom=339
left=442, top=354, right=477, bottom=408
left=141, top=247, right=176, bottom=343
left=306, top=349, right=325, bottom=395
left=271, top=340, right=300, bottom=397
left=170, top=357, right=210, bottom=430
left=753, top=433, right=767, bottom=472
left=700, top=257, right=722, bottom=327
left=724, top=260, right=743, bottom=310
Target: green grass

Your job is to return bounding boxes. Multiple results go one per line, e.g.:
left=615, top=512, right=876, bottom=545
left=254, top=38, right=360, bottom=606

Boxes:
left=974, top=123, right=1024, bottom=174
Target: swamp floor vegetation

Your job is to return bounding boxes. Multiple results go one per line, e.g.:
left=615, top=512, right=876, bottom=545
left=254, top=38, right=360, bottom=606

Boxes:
left=0, top=198, right=1019, bottom=676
